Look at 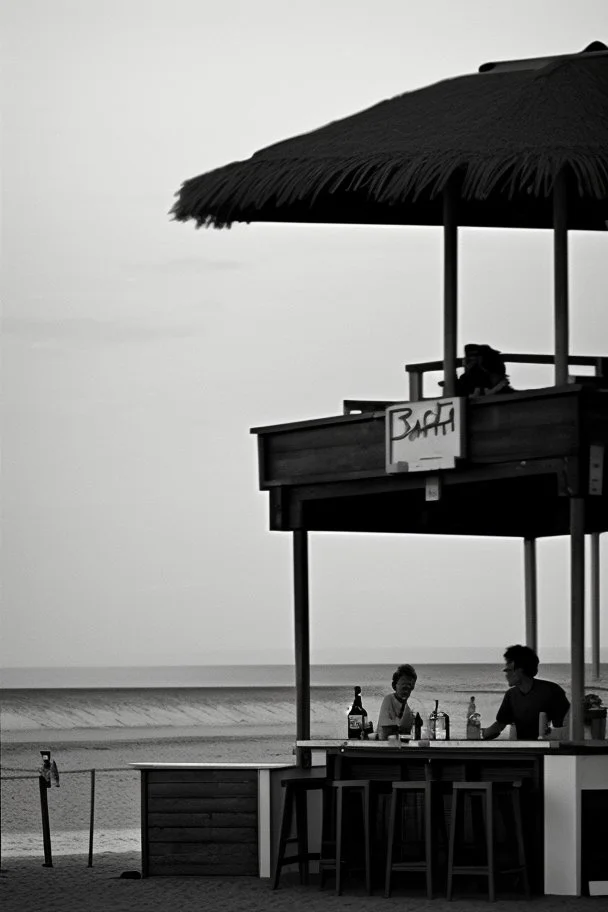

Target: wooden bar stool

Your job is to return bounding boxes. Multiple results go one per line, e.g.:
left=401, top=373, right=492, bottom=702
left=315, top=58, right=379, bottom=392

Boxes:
left=446, top=781, right=530, bottom=902
left=272, top=777, right=328, bottom=889
left=319, top=780, right=373, bottom=895
left=385, top=780, right=434, bottom=898
left=384, top=781, right=433, bottom=899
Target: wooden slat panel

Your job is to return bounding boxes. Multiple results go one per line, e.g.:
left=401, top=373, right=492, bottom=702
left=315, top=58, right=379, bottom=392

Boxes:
left=148, top=827, right=255, bottom=844
left=148, top=782, right=256, bottom=799
left=148, top=812, right=256, bottom=827
left=468, top=395, right=578, bottom=462
left=147, top=796, right=257, bottom=814
left=147, top=769, right=257, bottom=784
left=271, top=441, right=384, bottom=481
left=267, top=418, right=382, bottom=455
left=149, top=843, right=257, bottom=859
left=148, top=862, right=256, bottom=876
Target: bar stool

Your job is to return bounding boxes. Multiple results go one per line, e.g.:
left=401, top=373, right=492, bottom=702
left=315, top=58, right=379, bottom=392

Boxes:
left=446, top=781, right=530, bottom=901
left=319, top=780, right=373, bottom=895
left=385, top=780, right=433, bottom=898
left=272, top=777, right=328, bottom=889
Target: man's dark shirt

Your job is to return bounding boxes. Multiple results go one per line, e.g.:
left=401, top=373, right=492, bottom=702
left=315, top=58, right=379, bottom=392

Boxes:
left=496, top=679, right=570, bottom=739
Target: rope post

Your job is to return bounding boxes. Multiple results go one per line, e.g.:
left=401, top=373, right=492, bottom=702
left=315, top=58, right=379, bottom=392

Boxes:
left=88, top=769, right=96, bottom=867
left=38, top=774, right=53, bottom=867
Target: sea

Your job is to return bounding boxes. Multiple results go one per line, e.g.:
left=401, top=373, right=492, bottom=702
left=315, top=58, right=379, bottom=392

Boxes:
left=2, top=663, right=607, bottom=861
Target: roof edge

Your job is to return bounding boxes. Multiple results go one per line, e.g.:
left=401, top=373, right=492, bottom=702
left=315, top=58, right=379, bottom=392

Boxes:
left=479, top=44, right=608, bottom=74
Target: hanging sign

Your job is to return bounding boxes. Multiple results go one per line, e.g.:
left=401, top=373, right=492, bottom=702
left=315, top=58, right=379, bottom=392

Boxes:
left=386, top=397, right=465, bottom=473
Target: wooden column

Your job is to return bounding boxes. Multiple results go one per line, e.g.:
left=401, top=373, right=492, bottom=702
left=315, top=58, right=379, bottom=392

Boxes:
left=553, top=170, right=569, bottom=387
left=524, top=537, right=538, bottom=652
left=570, top=499, right=585, bottom=740
left=443, top=184, right=458, bottom=397
left=591, top=532, right=601, bottom=681
left=293, top=529, right=311, bottom=767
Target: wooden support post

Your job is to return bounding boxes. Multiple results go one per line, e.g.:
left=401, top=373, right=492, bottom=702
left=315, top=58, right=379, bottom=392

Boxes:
left=591, top=533, right=601, bottom=681
left=409, top=370, right=423, bottom=402
left=293, top=529, right=311, bottom=768
left=524, top=538, right=538, bottom=652
left=553, top=170, right=569, bottom=387
left=38, top=776, right=53, bottom=867
left=88, top=768, right=96, bottom=867
left=443, top=184, right=458, bottom=397
left=570, top=499, right=585, bottom=740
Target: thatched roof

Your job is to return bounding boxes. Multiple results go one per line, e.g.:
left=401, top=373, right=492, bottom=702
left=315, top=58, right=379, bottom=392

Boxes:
left=172, top=43, right=608, bottom=231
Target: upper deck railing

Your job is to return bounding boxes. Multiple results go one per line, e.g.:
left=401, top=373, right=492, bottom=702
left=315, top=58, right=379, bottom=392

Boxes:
left=343, top=353, right=608, bottom=414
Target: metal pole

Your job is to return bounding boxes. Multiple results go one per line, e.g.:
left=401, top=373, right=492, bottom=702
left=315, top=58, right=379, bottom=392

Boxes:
left=570, top=498, right=586, bottom=740
left=38, top=776, right=53, bottom=867
left=293, top=529, right=310, bottom=768
left=443, top=183, right=458, bottom=397
left=88, top=769, right=96, bottom=867
left=591, top=533, right=601, bottom=681
left=524, top=538, right=538, bottom=652
left=553, top=169, right=569, bottom=386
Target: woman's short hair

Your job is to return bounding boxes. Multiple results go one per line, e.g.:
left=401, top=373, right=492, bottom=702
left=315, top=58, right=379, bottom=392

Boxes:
left=504, top=644, right=539, bottom=678
left=392, top=664, right=418, bottom=691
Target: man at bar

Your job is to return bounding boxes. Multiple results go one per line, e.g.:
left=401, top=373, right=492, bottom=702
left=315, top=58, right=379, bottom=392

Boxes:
left=377, top=664, right=419, bottom=739
left=481, top=645, right=570, bottom=740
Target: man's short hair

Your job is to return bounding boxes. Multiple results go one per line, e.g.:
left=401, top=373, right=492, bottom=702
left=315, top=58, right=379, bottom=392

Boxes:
left=504, top=644, right=539, bottom=678
left=392, top=664, right=418, bottom=690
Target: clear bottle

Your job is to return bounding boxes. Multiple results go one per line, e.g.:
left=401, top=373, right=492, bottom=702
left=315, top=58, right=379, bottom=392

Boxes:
left=347, top=685, right=368, bottom=740
left=429, top=700, right=450, bottom=740
left=466, top=696, right=482, bottom=740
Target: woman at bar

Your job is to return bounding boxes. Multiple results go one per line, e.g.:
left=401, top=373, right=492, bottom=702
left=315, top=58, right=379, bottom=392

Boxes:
left=377, top=664, right=419, bottom=739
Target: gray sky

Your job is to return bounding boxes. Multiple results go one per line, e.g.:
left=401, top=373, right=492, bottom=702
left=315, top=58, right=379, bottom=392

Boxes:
left=2, top=0, right=608, bottom=669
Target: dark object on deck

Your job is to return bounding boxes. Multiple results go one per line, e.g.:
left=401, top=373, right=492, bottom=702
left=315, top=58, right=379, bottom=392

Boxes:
left=119, top=871, right=142, bottom=879
left=172, top=42, right=608, bottom=232
left=455, top=344, right=515, bottom=397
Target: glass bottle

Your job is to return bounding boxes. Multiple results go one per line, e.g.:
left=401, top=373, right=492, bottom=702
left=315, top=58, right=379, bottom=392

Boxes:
left=466, top=696, right=482, bottom=740
left=347, top=685, right=368, bottom=739
left=429, top=699, right=450, bottom=740
left=414, top=712, right=423, bottom=740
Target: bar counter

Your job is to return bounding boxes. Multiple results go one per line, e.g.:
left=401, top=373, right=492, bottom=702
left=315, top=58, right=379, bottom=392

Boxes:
left=297, top=738, right=608, bottom=896
left=132, top=740, right=608, bottom=896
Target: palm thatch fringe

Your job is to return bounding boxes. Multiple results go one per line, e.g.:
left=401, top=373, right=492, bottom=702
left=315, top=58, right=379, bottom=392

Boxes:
left=171, top=150, right=608, bottom=228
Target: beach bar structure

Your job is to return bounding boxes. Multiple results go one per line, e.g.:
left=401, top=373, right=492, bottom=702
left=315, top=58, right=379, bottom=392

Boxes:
left=144, top=43, right=608, bottom=895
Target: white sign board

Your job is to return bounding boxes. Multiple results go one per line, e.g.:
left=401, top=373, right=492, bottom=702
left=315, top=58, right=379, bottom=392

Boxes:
left=386, top=397, right=465, bottom=473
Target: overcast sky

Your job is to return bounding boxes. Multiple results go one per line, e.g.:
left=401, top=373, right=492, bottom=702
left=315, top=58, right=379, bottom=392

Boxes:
left=2, top=0, right=608, bottom=670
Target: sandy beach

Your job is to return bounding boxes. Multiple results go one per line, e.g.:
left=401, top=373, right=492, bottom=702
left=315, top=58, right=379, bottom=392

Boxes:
left=3, top=852, right=607, bottom=912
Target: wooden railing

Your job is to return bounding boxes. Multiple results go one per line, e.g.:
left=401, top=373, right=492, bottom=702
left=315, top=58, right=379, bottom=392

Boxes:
left=343, top=354, right=608, bottom=413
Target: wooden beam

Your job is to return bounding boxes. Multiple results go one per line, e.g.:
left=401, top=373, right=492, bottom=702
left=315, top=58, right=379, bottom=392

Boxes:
left=443, top=183, right=458, bottom=397
left=293, top=529, right=311, bottom=767
left=591, top=532, right=601, bottom=681
left=570, top=498, right=585, bottom=740
left=553, top=170, right=569, bottom=387
left=524, top=538, right=538, bottom=652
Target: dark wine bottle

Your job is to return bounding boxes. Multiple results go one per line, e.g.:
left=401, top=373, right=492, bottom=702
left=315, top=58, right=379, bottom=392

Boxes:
left=414, top=712, right=423, bottom=740
left=347, top=685, right=368, bottom=739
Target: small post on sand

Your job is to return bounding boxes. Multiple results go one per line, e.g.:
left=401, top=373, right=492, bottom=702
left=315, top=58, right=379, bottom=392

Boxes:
left=38, top=761, right=53, bottom=867
left=88, top=769, right=96, bottom=867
